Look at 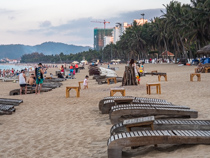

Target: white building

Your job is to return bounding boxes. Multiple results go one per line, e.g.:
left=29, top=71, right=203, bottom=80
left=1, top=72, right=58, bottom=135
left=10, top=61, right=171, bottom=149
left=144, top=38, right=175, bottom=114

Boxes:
left=112, top=22, right=131, bottom=44
left=103, top=36, right=114, bottom=47
left=103, top=19, right=147, bottom=48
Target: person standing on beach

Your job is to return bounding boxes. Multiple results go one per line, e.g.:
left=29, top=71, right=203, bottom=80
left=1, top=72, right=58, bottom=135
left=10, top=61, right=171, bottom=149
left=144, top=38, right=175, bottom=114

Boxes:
left=19, top=70, right=27, bottom=95
left=35, top=63, right=44, bottom=94
left=83, top=75, right=89, bottom=89
left=75, top=63, right=78, bottom=73
left=3, top=69, right=5, bottom=77
left=60, top=65, right=64, bottom=75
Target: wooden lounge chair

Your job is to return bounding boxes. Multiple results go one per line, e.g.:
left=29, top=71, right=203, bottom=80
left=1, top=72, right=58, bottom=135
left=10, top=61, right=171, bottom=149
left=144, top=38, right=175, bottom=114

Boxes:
left=99, top=96, right=171, bottom=114
left=101, top=99, right=187, bottom=114
left=0, top=98, right=23, bottom=106
left=99, top=96, right=168, bottom=107
left=107, top=129, right=210, bottom=158
left=111, top=118, right=210, bottom=135
left=0, top=104, right=15, bottom=115
left=109, top=105, right=198, bottom=124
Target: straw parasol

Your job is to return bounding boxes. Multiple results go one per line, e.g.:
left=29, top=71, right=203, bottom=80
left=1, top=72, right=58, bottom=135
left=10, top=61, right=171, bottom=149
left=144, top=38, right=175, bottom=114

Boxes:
left=111, top=59, right=117, bottom=62
left=197, top=44, right=210, bottom=54
left=162, top=51, right=174, bottom=57
left=81, top=60, right=88, bottom=64
left=72, top=61, right=79, bottom=64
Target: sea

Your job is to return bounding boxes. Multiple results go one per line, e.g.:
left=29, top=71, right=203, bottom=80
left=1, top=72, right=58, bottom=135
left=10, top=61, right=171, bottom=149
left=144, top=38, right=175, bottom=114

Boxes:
left=0, top=64, right=32, bottom=71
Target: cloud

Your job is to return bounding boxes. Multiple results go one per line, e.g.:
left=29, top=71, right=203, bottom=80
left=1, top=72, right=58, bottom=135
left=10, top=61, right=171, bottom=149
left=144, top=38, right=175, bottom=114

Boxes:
left=39, top=20, right=52, bottom=27
left=0, top=8, right=15, bottom=14
left=2, top=8, right=165, bottom=46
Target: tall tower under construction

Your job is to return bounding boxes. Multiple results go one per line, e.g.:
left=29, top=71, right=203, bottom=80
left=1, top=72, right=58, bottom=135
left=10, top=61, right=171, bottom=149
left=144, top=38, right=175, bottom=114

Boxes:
left=94, top=28, right=113, bottom=51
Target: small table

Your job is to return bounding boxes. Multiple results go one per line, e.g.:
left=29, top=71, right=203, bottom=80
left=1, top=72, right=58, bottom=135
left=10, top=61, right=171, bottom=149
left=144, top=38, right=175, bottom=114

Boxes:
left=190, top=73, right=201, bottom=81
left=205, top=67, right=210, bottom=73
left=114, top=98, right=134, bottom=105
left=123, top=116, right=155, bottom=132
left=78, top=81, right=87, bottom=90
left=158, top=74, right=167, bottom=81
left=151, top=70, right=157, bottom=76
left=45, top=77, right=52, bottom=79
left=195, top=68, right=200, bottom=73
left=146, top=83, right=161, bottom=95
left=107, top=77, right=117, bottom=85
left=110, top=88, right=125, bottom=96
left=66, top=87, right=80, bottom=98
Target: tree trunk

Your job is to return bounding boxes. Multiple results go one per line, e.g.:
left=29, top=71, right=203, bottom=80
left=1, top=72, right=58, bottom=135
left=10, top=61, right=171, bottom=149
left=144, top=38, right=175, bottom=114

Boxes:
left=175, top=37, right=180, bottom=64
left=178, top=33, right=187, bottom=59
left=163, top=37, right=168, bottom=59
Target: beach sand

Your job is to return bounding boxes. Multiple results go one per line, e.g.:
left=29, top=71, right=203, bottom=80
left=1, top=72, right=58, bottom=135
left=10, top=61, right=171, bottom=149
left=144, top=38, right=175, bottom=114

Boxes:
left=0, top=63, right=210, bottom=158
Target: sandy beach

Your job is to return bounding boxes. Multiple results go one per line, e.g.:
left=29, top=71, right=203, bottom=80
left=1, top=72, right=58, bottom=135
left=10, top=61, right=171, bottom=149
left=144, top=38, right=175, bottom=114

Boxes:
left=0, top=63, right=210, bottom=158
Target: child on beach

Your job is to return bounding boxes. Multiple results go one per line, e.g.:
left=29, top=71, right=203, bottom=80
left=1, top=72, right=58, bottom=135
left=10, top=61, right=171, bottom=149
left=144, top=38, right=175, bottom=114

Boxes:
left=83, top=75, right=89, bottom=89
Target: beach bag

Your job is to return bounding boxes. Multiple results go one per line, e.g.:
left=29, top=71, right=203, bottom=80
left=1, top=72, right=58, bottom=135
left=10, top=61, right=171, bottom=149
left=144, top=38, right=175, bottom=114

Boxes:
left=73, top=70, right=75, bottom=75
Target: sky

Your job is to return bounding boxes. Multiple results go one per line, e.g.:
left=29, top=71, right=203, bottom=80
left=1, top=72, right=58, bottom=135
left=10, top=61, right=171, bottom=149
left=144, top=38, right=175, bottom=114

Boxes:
left=0, top=0, right=191, bottom=47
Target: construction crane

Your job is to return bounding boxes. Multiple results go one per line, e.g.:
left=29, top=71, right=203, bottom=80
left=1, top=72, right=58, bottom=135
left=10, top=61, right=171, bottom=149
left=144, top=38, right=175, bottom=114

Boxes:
left=91, top=20, right=110, bottom=29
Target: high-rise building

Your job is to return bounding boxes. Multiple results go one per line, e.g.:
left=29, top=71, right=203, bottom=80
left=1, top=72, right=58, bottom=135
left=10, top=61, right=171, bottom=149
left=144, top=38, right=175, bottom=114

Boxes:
left=94, top=28, right=113, bottom=51
left=112, top=22, right=131, bottom=44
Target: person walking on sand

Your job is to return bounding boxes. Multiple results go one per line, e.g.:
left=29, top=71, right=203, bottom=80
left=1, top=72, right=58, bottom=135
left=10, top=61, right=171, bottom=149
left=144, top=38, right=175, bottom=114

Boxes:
left=83, top=75, right=89, bottom=89
left=19, top=70, right=27, bottom=95
left=35, top=63, right=44, bottom=94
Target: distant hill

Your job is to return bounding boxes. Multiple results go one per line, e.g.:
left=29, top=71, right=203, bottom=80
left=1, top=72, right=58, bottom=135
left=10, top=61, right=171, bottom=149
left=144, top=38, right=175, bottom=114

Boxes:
left=0, top=42, right=91, bottom=59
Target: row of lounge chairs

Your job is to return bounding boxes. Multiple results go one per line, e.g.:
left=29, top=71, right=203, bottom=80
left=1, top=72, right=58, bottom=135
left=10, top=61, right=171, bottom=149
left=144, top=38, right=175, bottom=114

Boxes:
left=98, top=96, right=210, bottom=158
left=9, top=78, right=64, bottom=95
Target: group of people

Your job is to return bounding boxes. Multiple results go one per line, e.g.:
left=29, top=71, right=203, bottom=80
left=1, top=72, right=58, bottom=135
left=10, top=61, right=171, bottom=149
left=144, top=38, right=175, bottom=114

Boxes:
left=19, top=63, right=45, bottom=95
left=0, top=68, right=27, bottom=78
left=59, top=63, right=79, bottom=79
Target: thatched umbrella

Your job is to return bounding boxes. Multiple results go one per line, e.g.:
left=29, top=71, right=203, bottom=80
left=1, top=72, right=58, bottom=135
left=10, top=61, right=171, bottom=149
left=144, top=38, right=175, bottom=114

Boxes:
left=162, top=51, right=174, bottom=57
left=197, top=44, right=210, bottom=54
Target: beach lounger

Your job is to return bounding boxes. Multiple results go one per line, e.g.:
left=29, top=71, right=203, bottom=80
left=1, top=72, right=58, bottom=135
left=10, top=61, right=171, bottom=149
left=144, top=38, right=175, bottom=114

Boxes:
left=111, top=118, right=210, bottom=135
left=109, top=105, right=198, bottom=124
left=0, top=98, right=23, bottom=106
left=99, top=96, right=171, bottom=114
left=0, top=105, right=15, bottom=115
left=100, top=100, right=175, bottom=114
left=107, top=130, right=210, bottom=158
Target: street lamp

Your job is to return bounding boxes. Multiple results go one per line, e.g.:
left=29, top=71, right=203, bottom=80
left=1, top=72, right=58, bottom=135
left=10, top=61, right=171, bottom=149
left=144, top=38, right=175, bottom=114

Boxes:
left=141, top=13, right=145, bottom=24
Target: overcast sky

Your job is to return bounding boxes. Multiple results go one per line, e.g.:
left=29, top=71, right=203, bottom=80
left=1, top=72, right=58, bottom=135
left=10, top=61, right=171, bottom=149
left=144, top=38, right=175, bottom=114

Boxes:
left=0, top=0, right=191, bottom=47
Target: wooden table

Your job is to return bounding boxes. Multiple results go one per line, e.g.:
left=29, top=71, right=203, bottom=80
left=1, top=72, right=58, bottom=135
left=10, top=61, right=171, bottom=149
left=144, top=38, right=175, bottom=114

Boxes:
left=66, top=87, right=80, bottom=98
left=110, top=88, right=125, bottom=96
left=78, top=81, right=87, bottom=90
left=107, top=77, right=117, bottom=85
left=190, top=73, right=201, bottom=81
left=114, top=98, right=134, bottom=105
left=151, top=70, right=157, bottom=76
left=146, top=83, right=161, bottom=95
left=195, top=68, right=200, bottom=73
left=158, top=74, right=167, bottom=81
left=45, top=77, right=52, bottom=79
left=123, top=116, right=155, bottom=132
left=205, top=67, right=210, bottom=73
